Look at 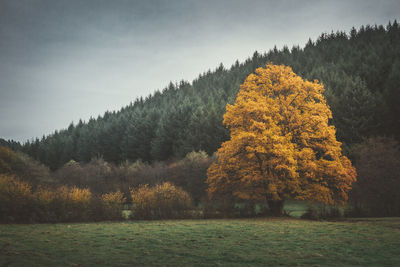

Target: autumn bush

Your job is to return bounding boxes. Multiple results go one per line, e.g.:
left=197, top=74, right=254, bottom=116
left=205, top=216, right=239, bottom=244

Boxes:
left=65, top=187, right=92, bottom=221
left=54, top=158, right=170, bottom=197
left=50, top=151, right=212, bottom=206
left=28, top=186, right=93, bottom=222
left=40, top=187, right=126, bottom=222
left=0, top=174, right=34, bottom=222
left=101, top=191, right=126, bottom=220
left=130, top=182, right=192, bottom=219
left=0, top=173, right=128, bottom=223
left=33, top=186, right=58, bottom=222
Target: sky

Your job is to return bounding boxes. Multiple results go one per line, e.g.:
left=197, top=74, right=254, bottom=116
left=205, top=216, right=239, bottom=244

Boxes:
left=0, top=0, right=399, bottom=142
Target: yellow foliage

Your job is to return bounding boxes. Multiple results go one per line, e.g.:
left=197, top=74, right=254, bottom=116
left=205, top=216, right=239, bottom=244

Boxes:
left=0, top=174, right=34, bottom=222
left=207, top=64, right=356, bottom=205
left=0, top=174, right=31, bottom=202
left=34, top=187, right=56, bottom=205
left=101, top=190, right=126, bottom=208
left=130, top=182, right=192, bottom=219
left=68, top=187, right=92, bottom=204
left=53, top=186, right=92, bottom=206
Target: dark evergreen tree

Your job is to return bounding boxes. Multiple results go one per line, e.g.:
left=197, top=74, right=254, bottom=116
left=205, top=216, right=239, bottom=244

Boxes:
left=15, top=21, right=400, bottom=169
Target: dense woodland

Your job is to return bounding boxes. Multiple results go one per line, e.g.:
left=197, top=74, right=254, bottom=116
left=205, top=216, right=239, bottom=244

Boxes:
left=1, top=22, right=399, bottom=169
left=1, top=22, right=400, bottom=221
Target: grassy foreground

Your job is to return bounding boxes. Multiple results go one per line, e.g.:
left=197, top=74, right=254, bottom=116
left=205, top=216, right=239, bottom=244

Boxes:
left=1, top=218, right=399, bottom=266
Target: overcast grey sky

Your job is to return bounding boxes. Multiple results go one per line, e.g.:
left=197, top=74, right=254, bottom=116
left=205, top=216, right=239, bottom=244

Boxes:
left=0, top=0, right=399, bottom=142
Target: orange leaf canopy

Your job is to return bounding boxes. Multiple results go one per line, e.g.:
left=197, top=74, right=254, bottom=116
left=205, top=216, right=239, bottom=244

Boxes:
left=207, top=64, right=356, bottom=205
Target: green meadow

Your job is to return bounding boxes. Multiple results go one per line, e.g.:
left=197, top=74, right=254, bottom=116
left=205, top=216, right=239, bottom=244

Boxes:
left=1, top=217, right=399, bottom=266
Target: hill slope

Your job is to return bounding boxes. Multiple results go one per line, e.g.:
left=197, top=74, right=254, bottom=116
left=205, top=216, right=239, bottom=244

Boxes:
left=19, top=21, right=400, bottom=170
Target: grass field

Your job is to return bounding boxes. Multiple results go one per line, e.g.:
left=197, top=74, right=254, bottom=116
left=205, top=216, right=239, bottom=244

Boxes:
left=1, top=217, right=399, bottom=266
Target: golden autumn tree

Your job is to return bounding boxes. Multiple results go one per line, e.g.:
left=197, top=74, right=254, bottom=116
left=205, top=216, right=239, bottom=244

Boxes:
left=207, top=64, right=356, bottom=215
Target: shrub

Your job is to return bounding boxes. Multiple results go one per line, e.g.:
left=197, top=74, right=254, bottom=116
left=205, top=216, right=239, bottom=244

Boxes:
left=0, top=174, right=34, bottom=222
left=166, top=151, right=214, bottom=205
left=0, top=174, right=127, bottom=223
left=64, top=187, right=92, bottom=221
left=130, top=182, right=192, bottom=219
left=349, top=136, right=400, bottom=217
left=54, top=158, right=114, bottom=194
left=101, top=191, right=126, bottom=220
left=116, top=160, right=168, bottom=198
left=0, top=146, right=51, bottom=187
left=35, top=186, right=93, bottom=222
left=33, top=186, right=57, bottom=222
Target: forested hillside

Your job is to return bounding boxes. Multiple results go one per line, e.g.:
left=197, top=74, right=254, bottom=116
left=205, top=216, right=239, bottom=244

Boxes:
left=14, top=21, right=400, bottom=170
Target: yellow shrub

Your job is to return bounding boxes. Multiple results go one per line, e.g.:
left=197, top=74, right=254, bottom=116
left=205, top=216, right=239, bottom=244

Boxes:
left=0, top=174, right=126, bottom=222
left=34, top=187, right=56, bottom=205
left=0, top=174, right=33, bottom=222
left=102, top=190, right=126, bottom=207
left=130, top=182, right=192, bottom=219
left=47, top=186, right=93, bottom=221
left=0, top=174, right=31, bottom=202
left=68, top=187, right=91, bottom=204
left=101, top=190, right=126, bottom=220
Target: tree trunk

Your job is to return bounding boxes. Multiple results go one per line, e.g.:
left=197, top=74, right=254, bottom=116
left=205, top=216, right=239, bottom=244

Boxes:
left=267, top=200, right=284, bottom=216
